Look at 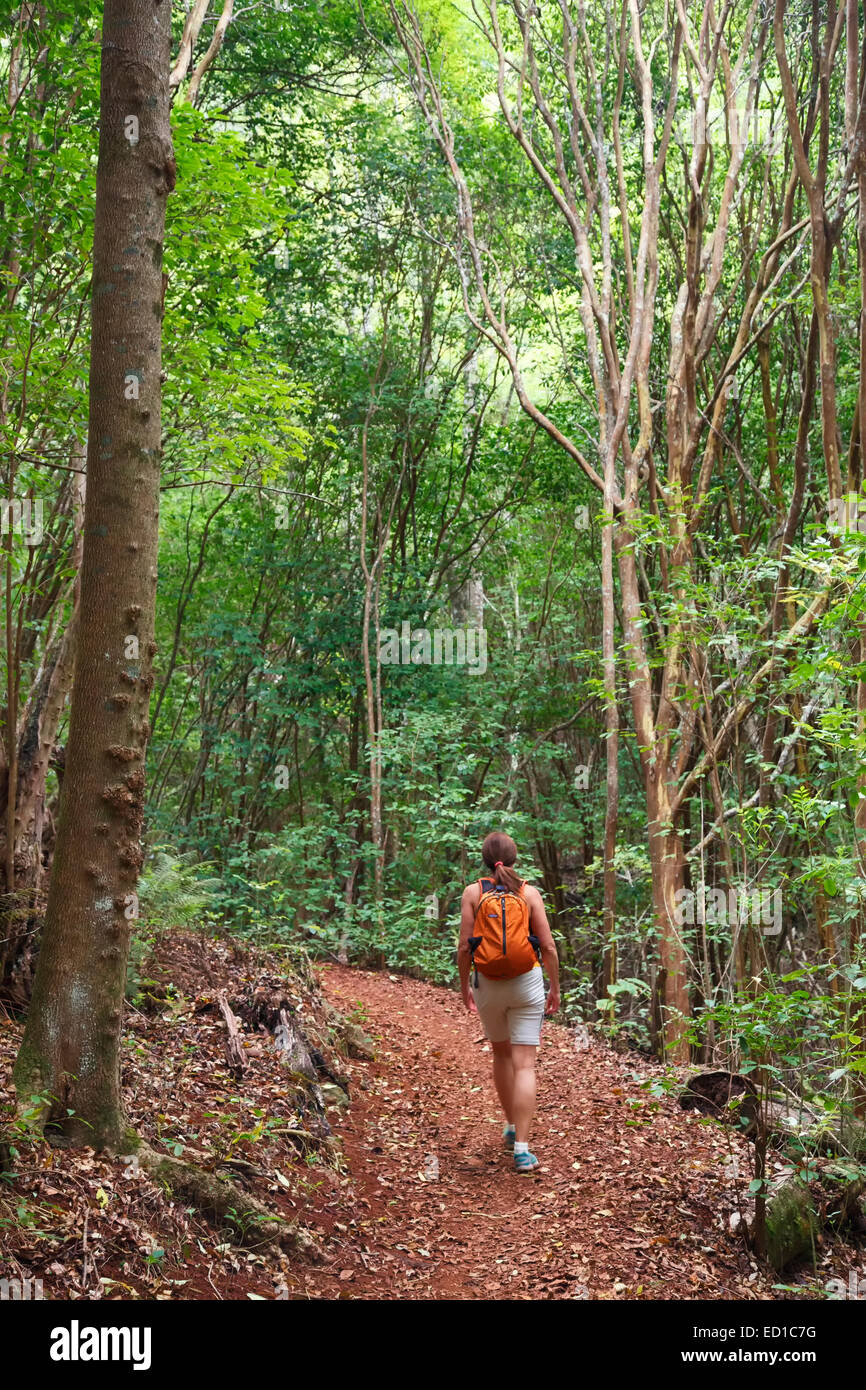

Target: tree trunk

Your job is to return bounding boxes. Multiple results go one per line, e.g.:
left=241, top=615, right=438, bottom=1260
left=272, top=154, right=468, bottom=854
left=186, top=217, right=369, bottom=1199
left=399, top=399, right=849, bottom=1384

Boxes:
left=600, top=487, right=619, bottom=994
left=647, top=775, right=690, bottom=1062
left=13, top=0, right=174, bottom=1149
left=0, top=466, right=85, bottom=1005
left=0, top=610, right=79, bottom=1000
left=853, top=20, right=866, bottom=1117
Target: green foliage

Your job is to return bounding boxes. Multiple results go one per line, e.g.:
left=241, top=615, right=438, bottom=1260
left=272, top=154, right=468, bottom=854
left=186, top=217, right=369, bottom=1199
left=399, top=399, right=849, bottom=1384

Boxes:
left=137, top=848, right=222, bottom=929
left=126, top=849, right=221, bottom=1002
left=7, top=1, right=866, bottom=1118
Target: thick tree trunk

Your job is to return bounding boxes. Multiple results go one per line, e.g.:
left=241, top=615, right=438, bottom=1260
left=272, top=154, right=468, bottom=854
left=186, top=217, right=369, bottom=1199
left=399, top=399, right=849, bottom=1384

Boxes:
left=13, top=0, right=174, bottom=1148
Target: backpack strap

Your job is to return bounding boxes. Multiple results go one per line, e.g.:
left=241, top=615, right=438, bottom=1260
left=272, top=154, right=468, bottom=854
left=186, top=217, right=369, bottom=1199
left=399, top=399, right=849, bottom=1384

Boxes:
left=470, top=880, right=498, bottom=987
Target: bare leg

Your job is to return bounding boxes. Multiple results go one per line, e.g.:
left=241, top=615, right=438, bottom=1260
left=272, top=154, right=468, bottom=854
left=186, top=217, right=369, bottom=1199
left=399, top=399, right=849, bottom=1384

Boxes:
left=490, top=1039, right=514, bottom=1123
left=511, top=1044, right=537, bottom=1143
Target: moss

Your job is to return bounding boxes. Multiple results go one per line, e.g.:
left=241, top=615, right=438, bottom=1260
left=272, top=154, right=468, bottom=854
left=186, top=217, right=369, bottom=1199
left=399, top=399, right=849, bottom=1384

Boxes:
left=119, top=1126, right=141, bottom=1154
left=763, top=1180, right=820, bottom=1271
left=11, top=1039, right=50, bottom=1123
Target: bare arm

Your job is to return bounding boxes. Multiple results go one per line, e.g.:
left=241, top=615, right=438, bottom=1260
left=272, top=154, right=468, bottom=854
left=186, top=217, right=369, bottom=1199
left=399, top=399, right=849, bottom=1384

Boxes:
left=525, top=884, right=561, bottom=1013
left=457, top=883, right=480, bottom=1010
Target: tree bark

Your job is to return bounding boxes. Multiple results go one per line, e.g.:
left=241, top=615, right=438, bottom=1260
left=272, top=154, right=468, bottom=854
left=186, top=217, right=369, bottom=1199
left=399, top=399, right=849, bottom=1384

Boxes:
left=13, top=0, right=174, bottom=1149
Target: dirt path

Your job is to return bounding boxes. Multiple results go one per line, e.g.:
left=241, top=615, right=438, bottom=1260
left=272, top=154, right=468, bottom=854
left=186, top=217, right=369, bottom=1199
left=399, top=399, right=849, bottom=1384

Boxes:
left=288, top=966, right=778, bottom=1301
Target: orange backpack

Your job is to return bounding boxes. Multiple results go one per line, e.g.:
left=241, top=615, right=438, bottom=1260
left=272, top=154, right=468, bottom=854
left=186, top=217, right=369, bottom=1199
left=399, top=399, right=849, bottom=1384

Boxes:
left=468, top=878, right=541, bottom=984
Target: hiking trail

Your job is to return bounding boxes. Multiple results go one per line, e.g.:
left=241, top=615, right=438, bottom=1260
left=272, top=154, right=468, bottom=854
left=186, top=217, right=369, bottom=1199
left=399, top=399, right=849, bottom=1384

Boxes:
left=286, top=966, right=778, bottom=1300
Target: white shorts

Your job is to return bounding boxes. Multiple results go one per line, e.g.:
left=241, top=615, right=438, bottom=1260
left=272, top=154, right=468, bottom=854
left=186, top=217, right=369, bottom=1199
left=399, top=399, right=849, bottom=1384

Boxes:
left=471, top=965, right=545, bottom=1046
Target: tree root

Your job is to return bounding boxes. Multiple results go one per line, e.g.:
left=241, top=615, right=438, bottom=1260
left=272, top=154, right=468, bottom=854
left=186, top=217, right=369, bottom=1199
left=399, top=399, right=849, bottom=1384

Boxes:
left=127, top=1142, right=322, bottom=1261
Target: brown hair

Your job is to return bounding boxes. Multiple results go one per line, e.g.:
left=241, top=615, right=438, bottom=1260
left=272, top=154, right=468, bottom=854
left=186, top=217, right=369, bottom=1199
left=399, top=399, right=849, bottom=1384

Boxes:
left=481, top=832, right=523, bottom=894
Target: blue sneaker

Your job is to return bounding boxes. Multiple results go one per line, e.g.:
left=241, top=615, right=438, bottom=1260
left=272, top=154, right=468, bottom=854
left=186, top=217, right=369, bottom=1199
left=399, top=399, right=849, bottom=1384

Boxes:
left=514, top=1149, right=540, bottom=1173
left=502, top=1124, right=516, bottom=1152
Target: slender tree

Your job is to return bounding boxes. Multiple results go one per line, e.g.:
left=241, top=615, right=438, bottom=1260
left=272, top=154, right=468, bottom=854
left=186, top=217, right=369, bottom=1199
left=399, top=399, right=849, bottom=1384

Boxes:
left=13, top=0, right=174, bottom=1147
left=387, top=0, right=840, bottom=1059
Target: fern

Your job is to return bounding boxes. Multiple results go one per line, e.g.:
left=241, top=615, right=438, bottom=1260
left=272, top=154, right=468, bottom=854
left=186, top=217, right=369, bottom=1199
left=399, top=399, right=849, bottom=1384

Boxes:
left=137, top=846, right=221, bottom=929
left=126, top=848, right=222, bottom=1002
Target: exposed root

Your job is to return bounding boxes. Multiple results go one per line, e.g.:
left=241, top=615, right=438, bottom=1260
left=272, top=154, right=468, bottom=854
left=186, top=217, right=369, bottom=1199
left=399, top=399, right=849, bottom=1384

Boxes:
left=128, top=1142, right=322, bottom=1261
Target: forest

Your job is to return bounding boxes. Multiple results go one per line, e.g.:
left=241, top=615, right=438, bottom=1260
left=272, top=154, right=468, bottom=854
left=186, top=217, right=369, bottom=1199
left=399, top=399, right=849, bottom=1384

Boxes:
left=1, top=0, right=866, bottom=1327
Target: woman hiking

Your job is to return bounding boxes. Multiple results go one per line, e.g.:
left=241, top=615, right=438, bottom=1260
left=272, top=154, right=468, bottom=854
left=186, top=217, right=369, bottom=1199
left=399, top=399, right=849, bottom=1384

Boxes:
left=458, top=832, right=560, bottom=1173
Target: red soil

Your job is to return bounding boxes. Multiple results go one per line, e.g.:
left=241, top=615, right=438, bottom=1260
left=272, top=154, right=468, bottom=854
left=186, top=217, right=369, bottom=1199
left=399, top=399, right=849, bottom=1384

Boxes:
left=286, top=965, right=782, bottom=1300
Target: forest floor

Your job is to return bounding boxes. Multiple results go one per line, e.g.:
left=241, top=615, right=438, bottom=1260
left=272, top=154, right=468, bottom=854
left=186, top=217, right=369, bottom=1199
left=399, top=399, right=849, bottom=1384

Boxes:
left=0, top=933, right=863, bottom=1300
left=296, top=966, right=857, bottom=1300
